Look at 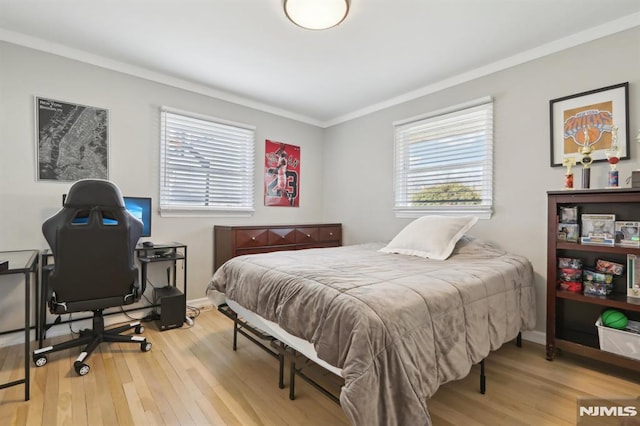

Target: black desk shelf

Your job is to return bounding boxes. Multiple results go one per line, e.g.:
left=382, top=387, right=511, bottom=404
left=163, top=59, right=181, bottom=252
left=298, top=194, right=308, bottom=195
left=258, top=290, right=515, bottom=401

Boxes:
left=138, top=243, right=188, bottom=330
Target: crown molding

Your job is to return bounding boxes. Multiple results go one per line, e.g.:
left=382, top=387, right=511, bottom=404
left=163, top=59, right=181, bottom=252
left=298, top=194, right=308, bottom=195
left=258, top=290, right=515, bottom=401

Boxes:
left=0, top=28, right=323, bottom=127
left=322, top=12, right=640, bottom=128
left=2, top=12, right=638, bottom=130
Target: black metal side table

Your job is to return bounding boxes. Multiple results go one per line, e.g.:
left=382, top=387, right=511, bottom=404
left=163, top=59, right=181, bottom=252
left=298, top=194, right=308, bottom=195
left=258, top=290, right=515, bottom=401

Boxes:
left=0, top=250, right=38, bottom=401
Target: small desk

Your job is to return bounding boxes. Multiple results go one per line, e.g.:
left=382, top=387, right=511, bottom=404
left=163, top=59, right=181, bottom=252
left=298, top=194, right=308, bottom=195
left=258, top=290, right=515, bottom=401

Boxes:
left=137, top=243, right=187, bottom=330
left=137, top=242, right=187, bottom=301
left=38, top=242, right=187, bottom=343
left=0, top=250, right=38, bottom=401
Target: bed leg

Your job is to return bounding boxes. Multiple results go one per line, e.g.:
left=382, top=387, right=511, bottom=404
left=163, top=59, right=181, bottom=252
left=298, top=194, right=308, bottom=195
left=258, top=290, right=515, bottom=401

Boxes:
left=289, top=360, right=296, bottom=400
left=232, top=315, right=238, bottom=351
left=479, top=359, right=486, bottom=395
left=278, top=353, right=285, bottom=389
left=516, top=332, right=522, bottom=348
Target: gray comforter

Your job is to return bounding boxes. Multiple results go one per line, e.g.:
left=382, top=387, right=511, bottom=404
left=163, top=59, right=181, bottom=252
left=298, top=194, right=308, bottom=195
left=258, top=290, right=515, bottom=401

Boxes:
left=208, top=238, right=536, bottom=425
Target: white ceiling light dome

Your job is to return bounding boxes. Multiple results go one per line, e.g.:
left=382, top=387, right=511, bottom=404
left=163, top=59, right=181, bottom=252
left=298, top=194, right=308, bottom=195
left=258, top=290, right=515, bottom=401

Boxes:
left=284, top=0, right=350, bottom=30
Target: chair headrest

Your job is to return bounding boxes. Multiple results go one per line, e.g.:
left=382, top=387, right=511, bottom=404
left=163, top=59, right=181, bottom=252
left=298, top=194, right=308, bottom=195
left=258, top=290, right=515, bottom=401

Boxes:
left=64, top=179, right=125, bottom=208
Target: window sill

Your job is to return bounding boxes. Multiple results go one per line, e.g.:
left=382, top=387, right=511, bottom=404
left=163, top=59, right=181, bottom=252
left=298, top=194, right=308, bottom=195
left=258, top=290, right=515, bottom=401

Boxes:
left=160, top=208, right=255, bottom=218
left=394, top=207, right=492, bottom=220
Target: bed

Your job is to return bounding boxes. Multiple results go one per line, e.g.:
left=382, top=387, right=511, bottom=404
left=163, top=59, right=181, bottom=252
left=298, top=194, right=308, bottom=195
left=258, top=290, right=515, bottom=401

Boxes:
left=207, top=226, right=536, bottom=426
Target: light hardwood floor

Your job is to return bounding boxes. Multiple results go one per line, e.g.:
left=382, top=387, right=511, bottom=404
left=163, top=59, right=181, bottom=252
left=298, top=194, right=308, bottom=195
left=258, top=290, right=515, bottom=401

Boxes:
left=1, top=308, right=639, bottom=425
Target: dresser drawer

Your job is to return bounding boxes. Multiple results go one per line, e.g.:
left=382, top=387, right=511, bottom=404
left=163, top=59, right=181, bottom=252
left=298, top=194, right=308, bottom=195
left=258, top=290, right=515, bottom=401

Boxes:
left=267, top=228, right=295, bottom=245
left=235, top=229, right=269, bottom=248
left=319, top=226, right=341, bottom=242
left=235, top=247, right=280, bottom=256
left=294, top=227, right=319, bottom=243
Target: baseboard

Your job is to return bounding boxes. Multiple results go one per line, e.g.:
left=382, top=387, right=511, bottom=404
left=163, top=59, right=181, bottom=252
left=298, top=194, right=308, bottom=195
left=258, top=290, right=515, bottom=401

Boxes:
left=0, top=330, right=35, bottom=349
left=0, top=297, right=214, bottom=349
left=0, top=315, right=131, bottom=349
left=0, top=301, right=548, bottom=350
left=521, top=329, right=546, bottom=346
left=187, top=296, right=214, bottom=309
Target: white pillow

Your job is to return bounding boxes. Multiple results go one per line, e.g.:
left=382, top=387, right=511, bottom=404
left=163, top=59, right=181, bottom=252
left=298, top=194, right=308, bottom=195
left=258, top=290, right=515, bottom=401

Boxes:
left=379, top=215, right=479, bottom=260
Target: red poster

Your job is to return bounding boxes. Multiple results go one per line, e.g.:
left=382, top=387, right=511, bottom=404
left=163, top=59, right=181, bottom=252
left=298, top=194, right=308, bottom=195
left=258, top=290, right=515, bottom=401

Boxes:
left=264, top=140, right=300, bottom=207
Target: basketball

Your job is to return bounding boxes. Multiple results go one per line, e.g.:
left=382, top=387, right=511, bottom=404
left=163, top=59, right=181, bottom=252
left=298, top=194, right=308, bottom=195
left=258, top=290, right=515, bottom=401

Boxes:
left=601, top=309, right=628, bottom=329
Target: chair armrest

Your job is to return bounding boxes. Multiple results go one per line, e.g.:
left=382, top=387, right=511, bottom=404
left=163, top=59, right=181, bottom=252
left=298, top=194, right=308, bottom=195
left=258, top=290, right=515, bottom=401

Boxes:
left=42, top=264, right=55, bottom=302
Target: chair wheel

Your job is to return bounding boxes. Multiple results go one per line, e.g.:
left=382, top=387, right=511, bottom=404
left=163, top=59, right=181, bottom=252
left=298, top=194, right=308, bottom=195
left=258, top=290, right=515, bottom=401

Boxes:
left=141, top=342, right=152, bottom=352
left=34, top=355, right=47, bottom=367
left=74, top=361, right=90, bottom=376
left=135, top=325, right=145, bottom=334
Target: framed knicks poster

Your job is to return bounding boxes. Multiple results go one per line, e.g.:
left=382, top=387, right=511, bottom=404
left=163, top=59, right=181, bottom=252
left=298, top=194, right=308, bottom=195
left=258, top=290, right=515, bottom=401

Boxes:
left=549, top=82, right=629, bottom=167
left=264, top=140, right=300, bottom=207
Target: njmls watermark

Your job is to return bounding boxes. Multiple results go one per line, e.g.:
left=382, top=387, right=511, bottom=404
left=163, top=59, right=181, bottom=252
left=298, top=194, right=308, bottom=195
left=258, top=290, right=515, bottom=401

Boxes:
left=577, top=397, right=640, bottom=425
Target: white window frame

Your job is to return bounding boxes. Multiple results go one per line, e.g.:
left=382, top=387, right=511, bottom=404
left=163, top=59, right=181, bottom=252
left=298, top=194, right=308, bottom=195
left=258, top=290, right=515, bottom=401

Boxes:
left=160, top=106, right=256, bottom=216
left=392, top=96, right=493, bottom=219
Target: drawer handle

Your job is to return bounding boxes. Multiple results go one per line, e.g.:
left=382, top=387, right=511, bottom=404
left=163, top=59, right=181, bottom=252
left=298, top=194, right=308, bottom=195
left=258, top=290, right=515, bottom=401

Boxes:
left=306, top=234, right=311, bottom=238
left=329, top=232, right=333, bottom=236
left=251, top=237, right=256, bottom=241
left=281, top=235, right=285, bottom=239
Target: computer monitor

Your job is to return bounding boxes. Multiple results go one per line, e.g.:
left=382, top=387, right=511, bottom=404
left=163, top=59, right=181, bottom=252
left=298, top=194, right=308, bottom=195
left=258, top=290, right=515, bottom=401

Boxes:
left=62, top=194, right=152, bottom=237
left=123, top=197, right=152, bottom=238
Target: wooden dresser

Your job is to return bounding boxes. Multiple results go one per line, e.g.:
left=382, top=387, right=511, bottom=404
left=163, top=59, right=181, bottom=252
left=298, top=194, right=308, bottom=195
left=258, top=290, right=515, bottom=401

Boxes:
left=213, top=223, right=342, bottom=271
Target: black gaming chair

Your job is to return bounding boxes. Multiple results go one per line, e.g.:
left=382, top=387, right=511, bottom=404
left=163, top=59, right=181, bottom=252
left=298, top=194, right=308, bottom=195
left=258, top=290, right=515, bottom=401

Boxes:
left=33, top=179, right=151, bottom=376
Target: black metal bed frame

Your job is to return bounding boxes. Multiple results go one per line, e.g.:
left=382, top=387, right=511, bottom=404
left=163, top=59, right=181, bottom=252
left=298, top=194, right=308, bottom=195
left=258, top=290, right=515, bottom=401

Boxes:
left=218, top=304, right=286, bottom=389
left=218, top=304, right=523, bottom=405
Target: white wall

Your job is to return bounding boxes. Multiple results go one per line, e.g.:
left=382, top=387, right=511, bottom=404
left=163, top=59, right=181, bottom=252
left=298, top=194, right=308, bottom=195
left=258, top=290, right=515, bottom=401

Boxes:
left=322, top=27, right=640, bottom=333
left=1, top=26, right=638, bottom=340
left=0, top=41, right=325, bottom=334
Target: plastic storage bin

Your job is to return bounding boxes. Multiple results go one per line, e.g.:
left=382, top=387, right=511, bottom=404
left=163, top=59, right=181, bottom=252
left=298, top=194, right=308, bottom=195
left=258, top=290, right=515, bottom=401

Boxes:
left=595, top=317, right=640, bottom=360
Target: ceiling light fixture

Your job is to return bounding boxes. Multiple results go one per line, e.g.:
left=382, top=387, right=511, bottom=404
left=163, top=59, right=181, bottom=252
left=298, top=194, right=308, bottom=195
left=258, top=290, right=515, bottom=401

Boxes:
left=284, top=0, right=350, bottom=30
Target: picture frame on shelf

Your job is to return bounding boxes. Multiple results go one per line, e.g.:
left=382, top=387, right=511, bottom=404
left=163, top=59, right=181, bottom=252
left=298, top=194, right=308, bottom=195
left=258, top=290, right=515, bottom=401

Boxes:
left=549, top=82, right=630, bottom=167
left=560, top=206, right=578, bottom=223
left=558, top=223, right=579, bottom=242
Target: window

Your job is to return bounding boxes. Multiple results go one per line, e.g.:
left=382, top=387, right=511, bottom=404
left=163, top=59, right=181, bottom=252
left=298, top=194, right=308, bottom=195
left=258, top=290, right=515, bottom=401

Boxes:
left=160, top=107, right=255, bottom=215
left=392, top=97, right=493, bottom=219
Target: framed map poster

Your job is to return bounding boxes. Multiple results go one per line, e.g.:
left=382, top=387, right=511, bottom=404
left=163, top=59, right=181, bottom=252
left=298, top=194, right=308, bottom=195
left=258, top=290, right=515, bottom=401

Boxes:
left=264, top=140, right=300, bottom=207
left=36, top=97, right=109, bottom=181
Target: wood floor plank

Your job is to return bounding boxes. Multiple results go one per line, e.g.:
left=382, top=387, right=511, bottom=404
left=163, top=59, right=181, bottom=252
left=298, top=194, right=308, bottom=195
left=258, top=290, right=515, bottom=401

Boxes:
left=24, top=353, right=45, bottom=425
left=103, top=354, right=135, bottom=426
left=0, top=345, right=28, bottom=425
left=41, top=352, right=60, bottom=426
left=122, top=381, right=148, bottom=425
left=0, top=309, right=638, bottom=425
left=0, top=342, right=14, bottom=388
left=143, top=343, right=210, bottom=425
left=56, top=348, right=72, bottom=426
left=146, top=348, right=197, bottom=425
left=121, top=343, right=163, bottom=421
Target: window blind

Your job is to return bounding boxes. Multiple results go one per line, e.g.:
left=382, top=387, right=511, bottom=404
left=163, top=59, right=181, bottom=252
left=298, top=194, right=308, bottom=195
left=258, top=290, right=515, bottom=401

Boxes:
left=160, top=108, right=255, bottom=214
left=393, top=97, right=493, bottom=218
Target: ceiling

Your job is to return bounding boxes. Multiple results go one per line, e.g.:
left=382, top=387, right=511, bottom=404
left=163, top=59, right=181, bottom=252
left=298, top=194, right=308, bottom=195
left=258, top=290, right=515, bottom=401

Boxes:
left=1, top=1, right=639, bottom=127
